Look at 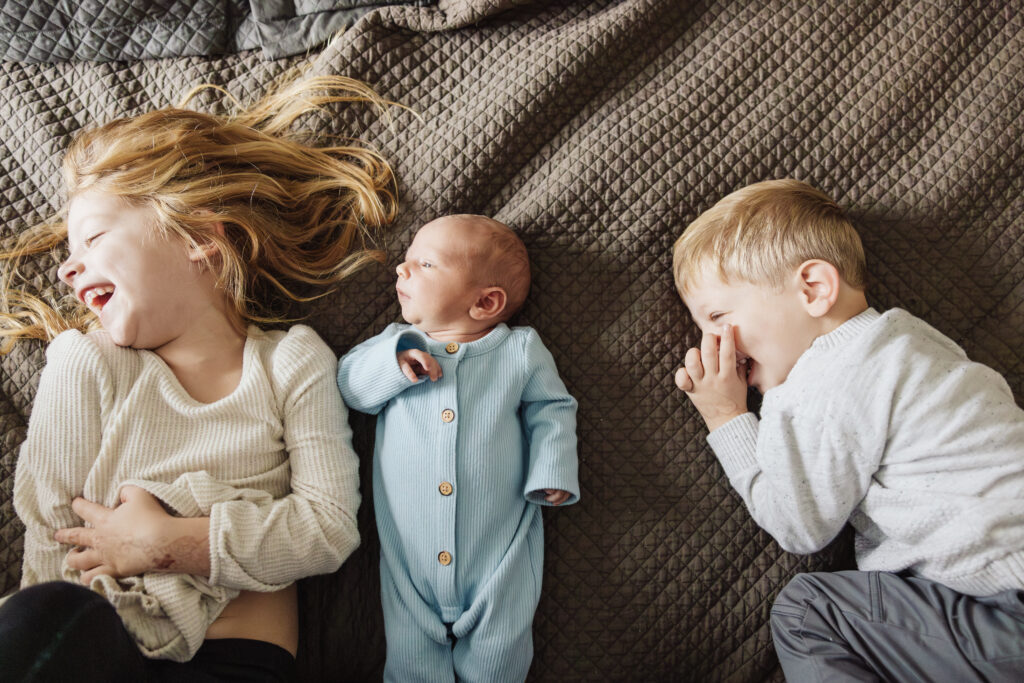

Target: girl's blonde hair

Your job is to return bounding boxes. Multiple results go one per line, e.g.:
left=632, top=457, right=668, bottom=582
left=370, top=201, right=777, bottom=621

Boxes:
left=0, top=74, right=397, bottom=347
left=672, top=179, right=867, bottom=295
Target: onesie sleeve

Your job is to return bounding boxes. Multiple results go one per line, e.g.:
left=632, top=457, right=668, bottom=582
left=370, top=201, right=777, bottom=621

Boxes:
left=337, top=323, right=425, bottom=415
left=519, top=328, right=580, bottom=506
left=207, top=326, right=361, bottom=590
left=14, top=331, right=112, bottom=587
left=707, top=391, right=883, bottom=554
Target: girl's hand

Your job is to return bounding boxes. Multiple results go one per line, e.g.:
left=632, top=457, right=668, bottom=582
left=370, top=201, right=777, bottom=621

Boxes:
left=674, top=324, right=749, bottom=431
left=398, top=349, right=441, bottom=383
left=56, top=486, right=208, bottom=584
left=544, top=489, right=571, bottom=506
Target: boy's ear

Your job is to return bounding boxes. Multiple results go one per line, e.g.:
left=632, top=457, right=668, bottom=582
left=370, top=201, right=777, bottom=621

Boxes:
left=469, top=286, right=508, bottom=322
left=187, top=220, right=226, bottom=262
left=796, top=259, right=840, bottom=318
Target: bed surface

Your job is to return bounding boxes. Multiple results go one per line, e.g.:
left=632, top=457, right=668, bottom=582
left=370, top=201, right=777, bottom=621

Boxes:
left=2, top=1, right=1022, bottom=680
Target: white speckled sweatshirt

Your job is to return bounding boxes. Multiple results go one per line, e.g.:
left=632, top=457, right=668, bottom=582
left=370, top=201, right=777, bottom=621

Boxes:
left=14, top=325, right=360, bottom=661
left=707, top=307, right=1024, bottom=597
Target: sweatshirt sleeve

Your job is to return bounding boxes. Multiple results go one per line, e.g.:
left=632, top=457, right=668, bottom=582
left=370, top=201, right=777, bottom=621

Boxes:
left=337, top=323, right=425, bottom=415
left=14, top=332, right=112, bottom=587
left=707, top=392, right=882, bottom=554
left=207, top=327, right=361, bottom=590
left=520, top=329, right=580, bottom=506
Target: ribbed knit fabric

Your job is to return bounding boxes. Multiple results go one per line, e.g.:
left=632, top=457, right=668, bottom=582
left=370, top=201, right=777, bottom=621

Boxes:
left=338, top=323, right=579, bottom=682
left=14, top=325, right=361, bottom=661
left=708, top=308, right=1024, bottom=596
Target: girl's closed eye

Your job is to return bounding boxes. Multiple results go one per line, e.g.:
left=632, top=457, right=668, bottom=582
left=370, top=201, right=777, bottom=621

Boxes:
left=84, top=232, right=105, bottom=247
left=709, top=312, right=724, bottom=322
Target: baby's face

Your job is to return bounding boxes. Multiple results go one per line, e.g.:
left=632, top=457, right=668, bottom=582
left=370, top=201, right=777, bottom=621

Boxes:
left=395, top=217, right=485, bottom=335
left=682, top=270, right=821, bottom=393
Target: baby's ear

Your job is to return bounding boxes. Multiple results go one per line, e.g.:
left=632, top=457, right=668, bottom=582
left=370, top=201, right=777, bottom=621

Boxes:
left=796, top=259, right=840, bottom=317
left=469, top=286, right=508, bottom=322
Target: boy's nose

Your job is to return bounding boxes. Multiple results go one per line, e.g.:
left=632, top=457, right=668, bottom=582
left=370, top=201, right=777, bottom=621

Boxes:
left=395, top=261, right=409, bottom=279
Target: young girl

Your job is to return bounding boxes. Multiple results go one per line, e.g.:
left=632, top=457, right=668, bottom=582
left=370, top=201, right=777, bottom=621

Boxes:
left=0, top=74, right=396, bottom=681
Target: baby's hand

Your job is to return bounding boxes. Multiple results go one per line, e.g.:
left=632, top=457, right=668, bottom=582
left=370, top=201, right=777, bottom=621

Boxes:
left=674, top=324, right=748, bottom=431
left=397, top=349, right=442, bottom=383
left=544, top=489, right=571, bottom=506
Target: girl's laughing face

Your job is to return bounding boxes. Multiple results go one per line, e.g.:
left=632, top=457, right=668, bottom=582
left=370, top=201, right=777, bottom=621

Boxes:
left=59, top=190, right=209, bottom=350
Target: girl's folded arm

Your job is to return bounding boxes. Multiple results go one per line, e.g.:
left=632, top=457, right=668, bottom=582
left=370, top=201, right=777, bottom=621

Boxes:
left=15, top=333, right=110, bottom=586
left=208, top=331, right=362, bottom=591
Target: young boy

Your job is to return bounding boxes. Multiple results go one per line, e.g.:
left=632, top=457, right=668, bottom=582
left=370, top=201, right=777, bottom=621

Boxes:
left=672, top=179, right=1024, bottom=680
left=338, top=214, right=580, bottom=683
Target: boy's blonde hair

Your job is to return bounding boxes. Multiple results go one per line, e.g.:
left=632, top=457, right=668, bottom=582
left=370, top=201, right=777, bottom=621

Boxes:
left=672, top=179, right=867, bottom=295
left=0, top=74, right=397, bottom=346
left=450, top=214, right=531, bottom=321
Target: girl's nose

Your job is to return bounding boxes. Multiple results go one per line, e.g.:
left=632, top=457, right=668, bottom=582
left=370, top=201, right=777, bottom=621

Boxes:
left=396, top=261, right=409, bottom=279
left=57, top=256, right=81, bottom=285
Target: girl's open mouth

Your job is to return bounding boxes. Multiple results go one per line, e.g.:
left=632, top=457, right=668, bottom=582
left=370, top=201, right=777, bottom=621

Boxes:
left=83, top=285, right=114, bottom=312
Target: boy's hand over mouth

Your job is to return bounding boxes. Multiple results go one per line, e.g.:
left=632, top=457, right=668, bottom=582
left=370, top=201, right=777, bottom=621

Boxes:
left=675, top=324, right=749, bottom=431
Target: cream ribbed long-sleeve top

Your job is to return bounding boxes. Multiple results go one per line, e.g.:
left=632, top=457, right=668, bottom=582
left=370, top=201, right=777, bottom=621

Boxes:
left=13, top=325, right=360, bottom=661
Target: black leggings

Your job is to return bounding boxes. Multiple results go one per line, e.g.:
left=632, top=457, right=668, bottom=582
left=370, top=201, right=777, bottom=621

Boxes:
left=0, top=582, right=297, bottom=683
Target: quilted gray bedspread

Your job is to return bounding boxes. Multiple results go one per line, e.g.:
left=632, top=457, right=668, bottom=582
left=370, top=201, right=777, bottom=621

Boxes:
left=1, top=1, right=1022, bottom=680
left=0, top=0, right=430, bottom=61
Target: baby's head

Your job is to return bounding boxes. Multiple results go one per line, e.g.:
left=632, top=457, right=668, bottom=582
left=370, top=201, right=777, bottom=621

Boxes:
left=395, top=214, right=530, bottom=340
left=672, top=179, right=868, bottom=392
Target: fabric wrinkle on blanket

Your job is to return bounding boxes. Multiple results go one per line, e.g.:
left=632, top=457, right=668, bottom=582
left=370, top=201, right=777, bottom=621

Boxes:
left=0, top=0, right=433, bottom=62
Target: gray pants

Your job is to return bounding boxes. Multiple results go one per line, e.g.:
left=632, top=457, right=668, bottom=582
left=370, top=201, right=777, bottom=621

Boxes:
left=770, top=571, right=1024, bottom=682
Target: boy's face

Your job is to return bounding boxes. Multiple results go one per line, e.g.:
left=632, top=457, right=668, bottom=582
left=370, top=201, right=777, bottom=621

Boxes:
left=682, top=270, right=822, bottom=393
left=395, top=217, right=485, bottom=334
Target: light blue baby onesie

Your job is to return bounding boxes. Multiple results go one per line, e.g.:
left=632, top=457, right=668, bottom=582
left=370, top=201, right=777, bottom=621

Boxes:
left=338, top=323, right=579, bottom=683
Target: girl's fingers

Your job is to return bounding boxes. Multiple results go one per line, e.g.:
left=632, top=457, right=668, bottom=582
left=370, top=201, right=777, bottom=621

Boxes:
left=80, top=566, right=113, bottom=585
left=66, top=547, right=101, bottom=571
left=54, top=526, right=93, bottom=547
left=69, top=497, right=108, bottom=525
